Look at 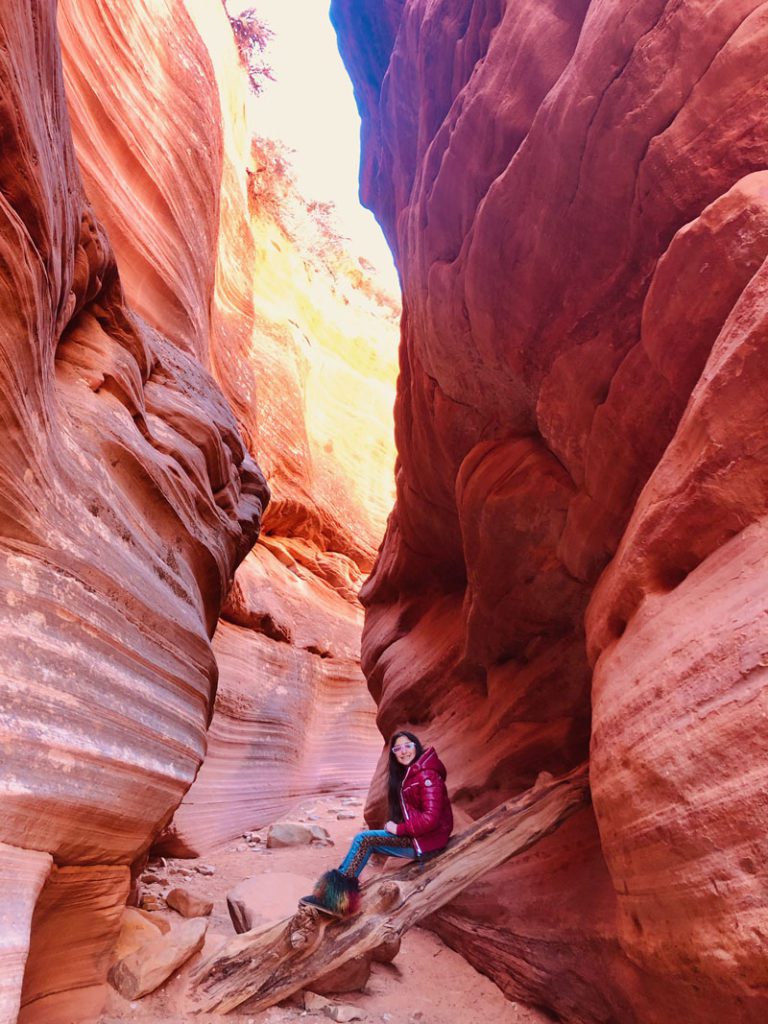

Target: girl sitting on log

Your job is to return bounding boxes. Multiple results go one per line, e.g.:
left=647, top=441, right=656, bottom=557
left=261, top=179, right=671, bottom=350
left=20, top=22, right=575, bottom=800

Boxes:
left=300, top=731, right=453, bottom=917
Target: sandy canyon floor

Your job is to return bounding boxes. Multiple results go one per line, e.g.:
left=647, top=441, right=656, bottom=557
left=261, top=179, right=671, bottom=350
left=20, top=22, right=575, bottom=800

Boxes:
left=99, top=796, right=550, bottom=1024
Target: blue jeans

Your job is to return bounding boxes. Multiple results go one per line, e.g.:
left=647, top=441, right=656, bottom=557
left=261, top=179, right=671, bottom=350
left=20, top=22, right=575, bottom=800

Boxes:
left=339, top=829, right=416, bottom=877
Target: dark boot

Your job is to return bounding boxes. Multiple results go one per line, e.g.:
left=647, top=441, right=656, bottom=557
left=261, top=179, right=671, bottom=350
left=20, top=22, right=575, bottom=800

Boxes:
left=299, top=868, right=361, bottom=918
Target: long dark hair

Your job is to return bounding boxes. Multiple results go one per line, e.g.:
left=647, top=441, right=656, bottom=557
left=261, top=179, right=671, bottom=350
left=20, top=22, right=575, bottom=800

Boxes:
left=387, top=730, right=425, bottom=823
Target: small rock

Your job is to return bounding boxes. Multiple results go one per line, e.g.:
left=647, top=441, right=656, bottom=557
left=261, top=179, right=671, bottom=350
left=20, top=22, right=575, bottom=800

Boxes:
left=267, top=822, right=314, bottom=848
left=141, top=872, right=168, bottom=886
left=166, top=887, right=213, bottom=918
left=381, top=1015, right=393, bottom=1023
left=196, top=863, right=216, bottom=876
left=336, top=812, right=356, bottom=821
left=171, top=865, right=195, bottom=878
left=304, top=991, right=331, bottom=1011
left=324, top=1005, right=366, bottom=1022
left=340, top=797, right=361, bottom=806
left=140, top=894, right=165, bottom=912
left=235, top=844, right=246, bottom=852
left=306, top=813, right=320, bottom=821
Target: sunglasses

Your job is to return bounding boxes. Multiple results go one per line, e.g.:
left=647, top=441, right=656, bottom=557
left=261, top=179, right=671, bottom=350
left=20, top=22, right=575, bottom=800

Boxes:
left=392, top=742, right=416, bottom=753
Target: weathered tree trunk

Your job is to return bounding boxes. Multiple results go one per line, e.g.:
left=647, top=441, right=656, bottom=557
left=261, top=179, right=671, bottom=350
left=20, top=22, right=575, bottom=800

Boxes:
left=187, top=764, right=590, bottom=1014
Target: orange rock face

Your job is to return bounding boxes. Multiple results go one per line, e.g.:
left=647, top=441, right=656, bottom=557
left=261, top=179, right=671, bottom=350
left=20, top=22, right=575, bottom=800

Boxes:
left=3, top=0, right=392, bottom=1016
left=333, top=0, right=768, bottom=1019
left=55, top=0, right=397, bottom=859
left=0, top=0, right=268, bottom=1019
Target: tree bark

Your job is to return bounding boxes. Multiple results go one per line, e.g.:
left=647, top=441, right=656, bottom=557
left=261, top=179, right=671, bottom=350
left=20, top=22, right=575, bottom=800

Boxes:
left=186, top=763, right=590, bottom=1014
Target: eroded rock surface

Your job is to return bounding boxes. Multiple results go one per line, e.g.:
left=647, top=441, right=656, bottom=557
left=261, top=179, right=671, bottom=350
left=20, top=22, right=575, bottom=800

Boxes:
left=333, top=0, right=768, bottom=1019
left=1, top=1, right=267, bottom=1020
left=4, top=0, right=397, bottom=1016
left=56, top=0, right=396, bottom=862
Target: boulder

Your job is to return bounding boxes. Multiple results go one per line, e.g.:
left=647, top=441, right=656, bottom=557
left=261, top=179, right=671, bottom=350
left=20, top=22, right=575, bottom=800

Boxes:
left=166, top=887, right=213, bottom=919
left=309, top=825, right=332, bottom=843
left=112, top=907, right=167, bottom=961
left=107, top=917, right=208, bottom=999
left=304, top=991, right=331, bottom=1011
left=324, top=1004, right=367, bottom=1022
left=266, top=823, right=314, bottom=848
left=312, top=955, right=372, bottom=995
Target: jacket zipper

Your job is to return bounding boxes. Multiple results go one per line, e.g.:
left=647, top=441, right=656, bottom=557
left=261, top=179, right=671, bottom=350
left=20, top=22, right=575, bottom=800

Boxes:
left=400, top=763, right=423, bottom=856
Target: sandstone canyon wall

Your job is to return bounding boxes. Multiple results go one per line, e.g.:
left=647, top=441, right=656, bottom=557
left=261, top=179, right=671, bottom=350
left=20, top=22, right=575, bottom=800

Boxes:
left=332, top=1, right=768, bottom=1021
left=55, top=0, right=398, bottom=860
left=0, top=2, right=267, bottom=1020
left=1, top=1, right=396, bottom=1021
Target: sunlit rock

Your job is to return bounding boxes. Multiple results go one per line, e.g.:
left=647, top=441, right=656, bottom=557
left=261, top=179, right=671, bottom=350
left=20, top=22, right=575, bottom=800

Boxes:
left=56, top=0, right=397, bottom=859
left=1, top=0, right=266, bottom=1019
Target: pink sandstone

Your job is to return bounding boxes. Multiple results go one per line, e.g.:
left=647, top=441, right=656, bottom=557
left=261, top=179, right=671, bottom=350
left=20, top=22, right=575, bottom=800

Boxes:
left=2, top=0, right=397, bottom=1019
left=1, top=1, right=266, bottom=1021
left=57, top=0, right=397, bottom=860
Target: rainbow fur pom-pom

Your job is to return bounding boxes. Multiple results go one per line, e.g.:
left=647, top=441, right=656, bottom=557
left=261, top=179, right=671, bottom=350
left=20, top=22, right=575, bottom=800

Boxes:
left=312, top=868, right=361, bottom=917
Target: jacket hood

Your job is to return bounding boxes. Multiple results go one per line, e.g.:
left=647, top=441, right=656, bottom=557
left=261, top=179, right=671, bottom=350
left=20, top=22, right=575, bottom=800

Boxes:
left=412, top=746, right=447, bottom=780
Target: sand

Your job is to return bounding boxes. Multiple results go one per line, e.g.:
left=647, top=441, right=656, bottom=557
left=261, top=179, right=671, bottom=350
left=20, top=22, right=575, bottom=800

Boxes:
left=99, top=797, right=550, bottom=1024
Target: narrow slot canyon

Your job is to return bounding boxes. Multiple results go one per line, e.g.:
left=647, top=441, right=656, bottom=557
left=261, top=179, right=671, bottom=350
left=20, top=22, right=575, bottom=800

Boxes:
left=1, top=2, right=767, bottom=1024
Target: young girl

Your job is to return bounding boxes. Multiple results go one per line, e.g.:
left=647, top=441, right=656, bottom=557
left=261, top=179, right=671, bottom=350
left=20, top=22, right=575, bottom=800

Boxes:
left=300, top=731, right=453, bottom=917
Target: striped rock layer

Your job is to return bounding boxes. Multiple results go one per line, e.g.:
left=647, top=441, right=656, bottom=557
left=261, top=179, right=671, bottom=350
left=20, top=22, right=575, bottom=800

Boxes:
left=1, top=0, right=394, bottom=1020
left=57, top=0, right=397, bottom=861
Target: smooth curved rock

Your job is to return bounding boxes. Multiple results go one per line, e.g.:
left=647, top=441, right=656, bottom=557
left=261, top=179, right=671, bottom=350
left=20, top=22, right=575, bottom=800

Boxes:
left=1, top=0, right=265, bottom=865
left=1, top=0, right=266, bottom=1017
left=333, top=0, right=768, bottom=1019
left=0, top=845, right=52, bottom=1024
left=18, top=866, right=130, bottom=1024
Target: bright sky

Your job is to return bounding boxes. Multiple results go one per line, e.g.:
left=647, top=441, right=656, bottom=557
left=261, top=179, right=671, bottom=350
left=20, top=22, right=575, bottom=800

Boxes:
left=235, top=0, right=399, bottom=293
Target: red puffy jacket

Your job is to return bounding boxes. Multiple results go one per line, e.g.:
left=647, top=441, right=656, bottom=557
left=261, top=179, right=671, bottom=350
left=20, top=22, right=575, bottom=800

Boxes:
left=394, top=747, right=453, bottom=855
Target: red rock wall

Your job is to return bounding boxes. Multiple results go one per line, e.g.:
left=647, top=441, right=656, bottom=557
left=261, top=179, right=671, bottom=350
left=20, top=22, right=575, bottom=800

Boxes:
left=0, top=1, right=267, bottom=1020
left=56, top=0, right=397, bottom=860
left=332, top=0, right=768, bottom=1020
left=2, top=0, right=392, bottom=1018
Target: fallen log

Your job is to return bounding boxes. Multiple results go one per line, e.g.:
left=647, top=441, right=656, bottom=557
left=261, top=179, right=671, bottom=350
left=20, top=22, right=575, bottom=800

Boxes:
left=187, top=763, right=590, bottom=1014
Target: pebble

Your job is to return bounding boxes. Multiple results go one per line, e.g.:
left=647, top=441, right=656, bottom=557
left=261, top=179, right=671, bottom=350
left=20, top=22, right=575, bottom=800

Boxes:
left=324, top=1005, right=367, bottom=1022
left=141, top=872, right=168, bottom=886
left=196, top=863, right=216, bottom=876
left=336, top=811, right=356, bottom=820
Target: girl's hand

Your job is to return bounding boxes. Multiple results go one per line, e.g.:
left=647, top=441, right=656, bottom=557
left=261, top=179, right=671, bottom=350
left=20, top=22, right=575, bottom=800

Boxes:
left=384, top=820, right=398, bottom=835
